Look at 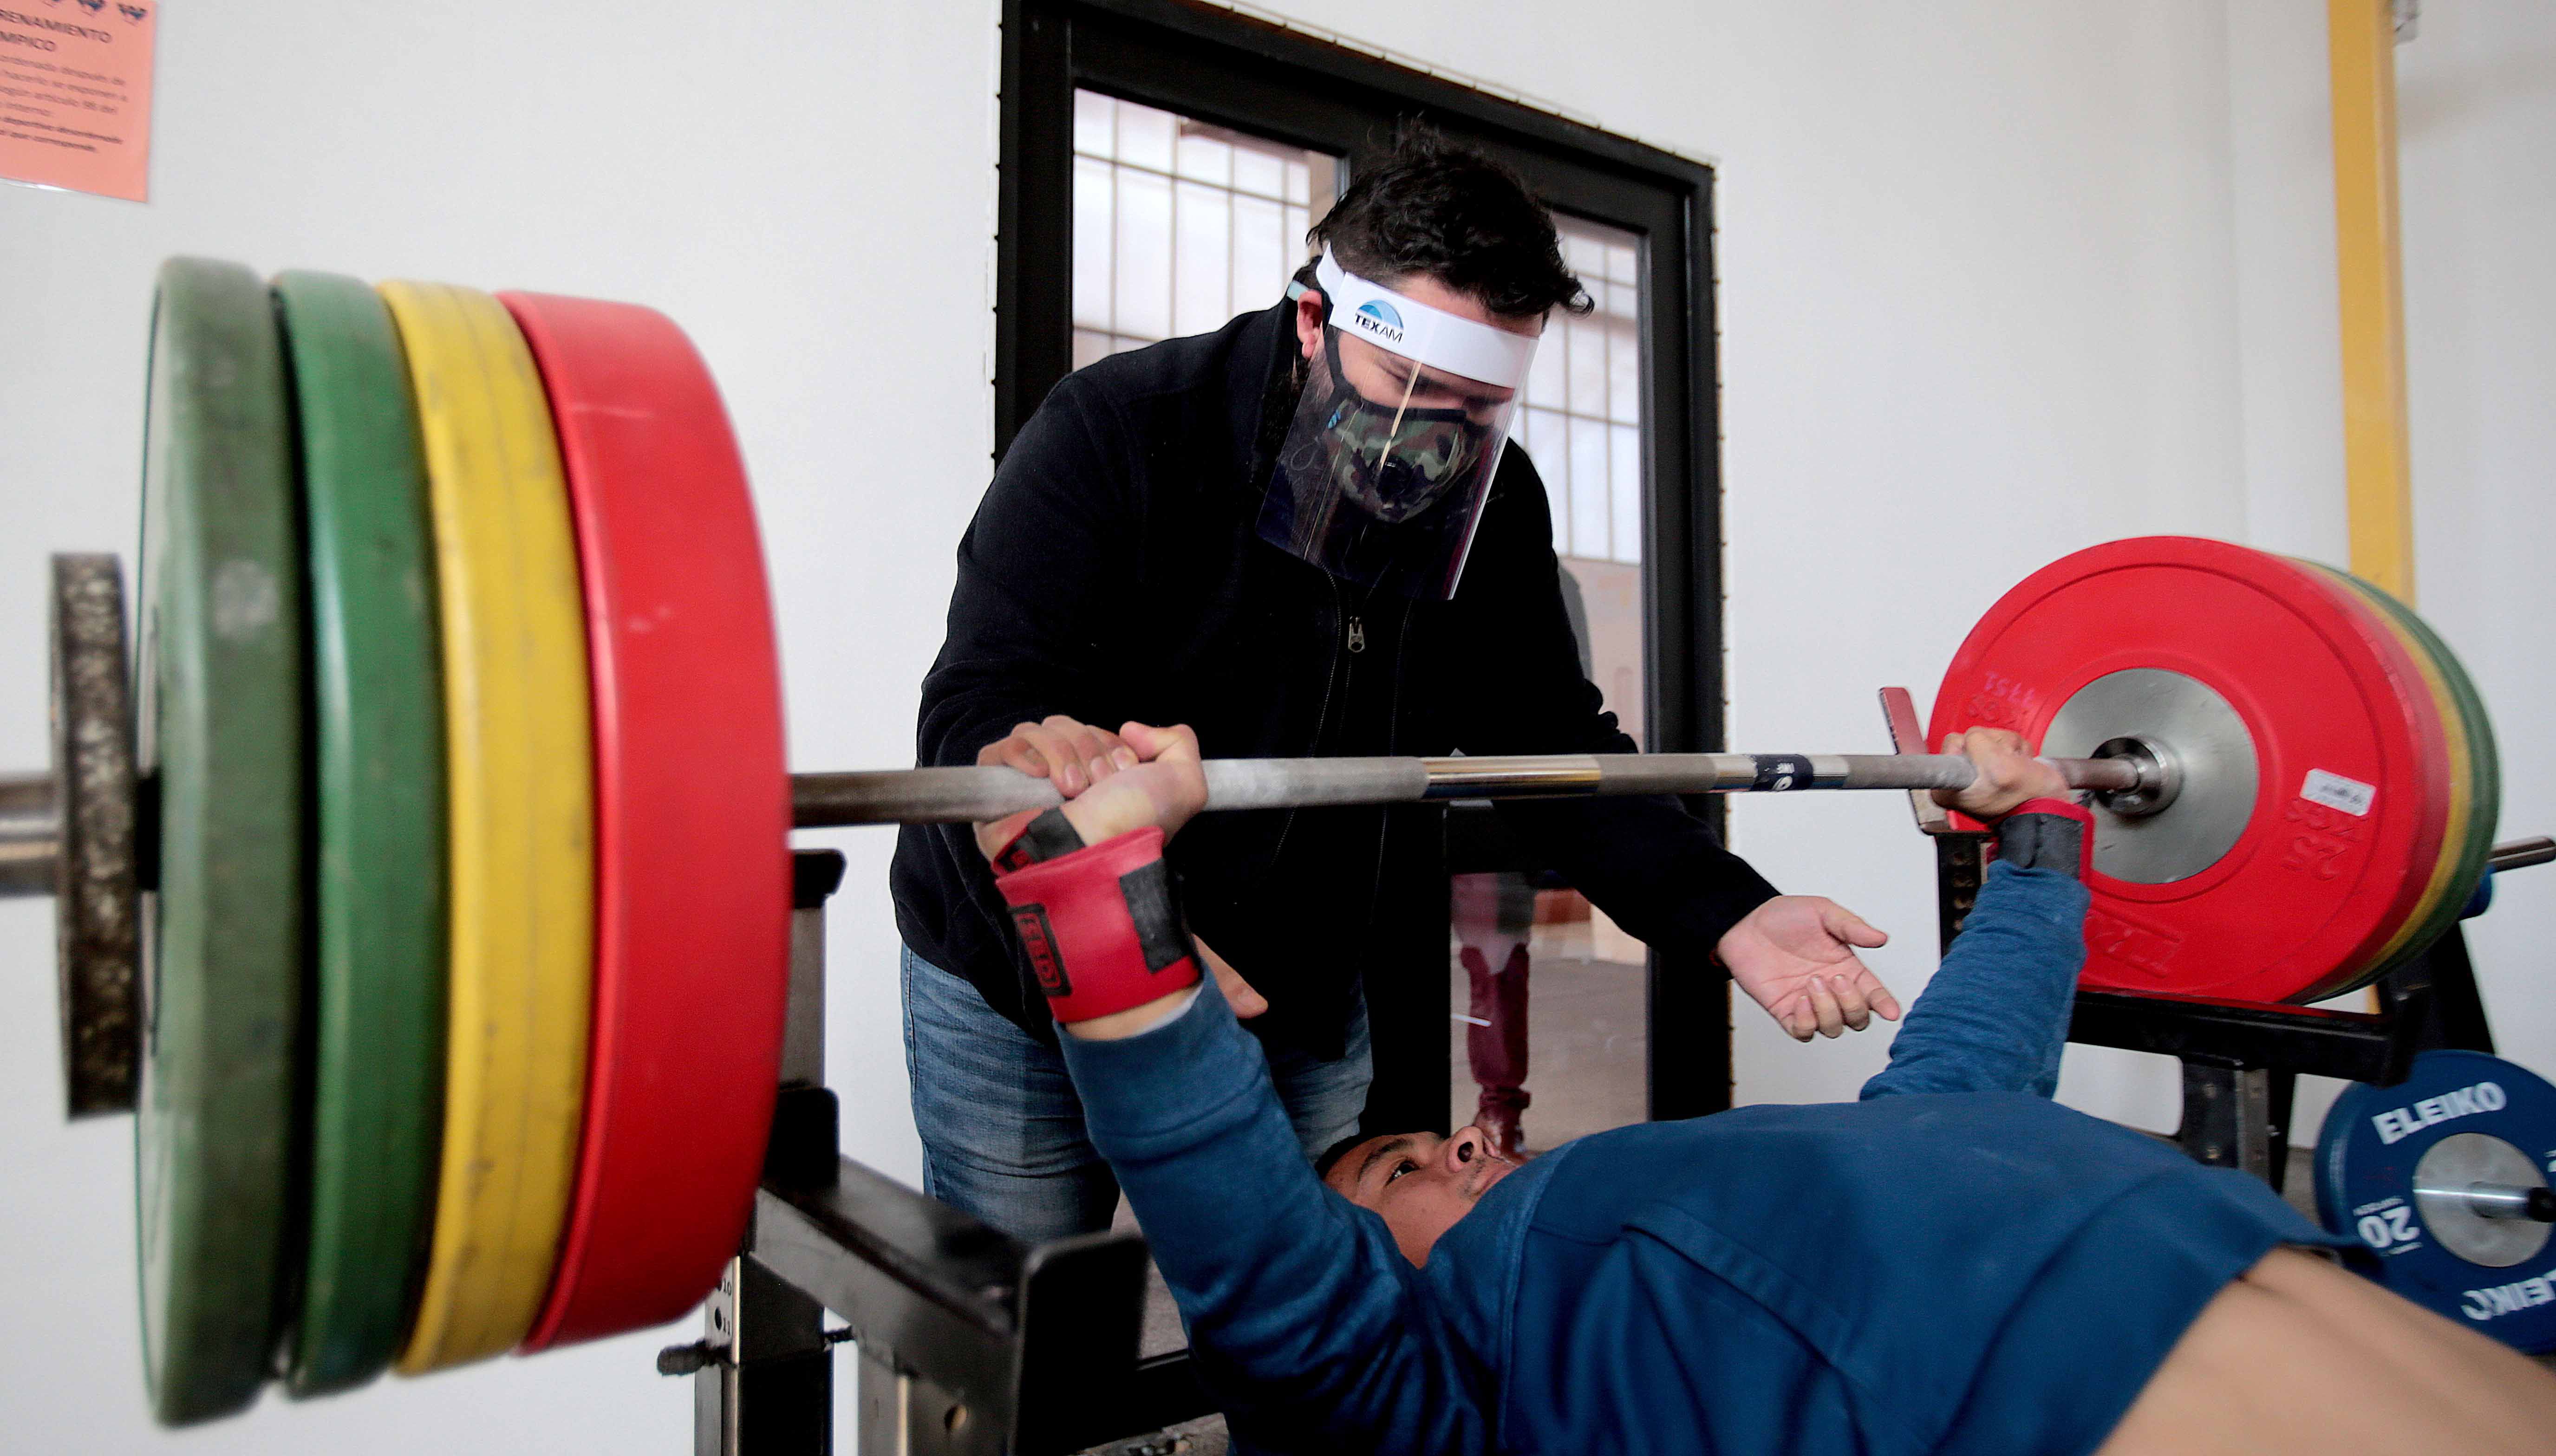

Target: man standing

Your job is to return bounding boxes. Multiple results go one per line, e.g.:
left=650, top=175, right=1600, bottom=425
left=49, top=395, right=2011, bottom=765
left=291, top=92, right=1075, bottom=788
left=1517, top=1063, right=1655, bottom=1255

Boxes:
left=891, top=128, right=1897, bottom=1242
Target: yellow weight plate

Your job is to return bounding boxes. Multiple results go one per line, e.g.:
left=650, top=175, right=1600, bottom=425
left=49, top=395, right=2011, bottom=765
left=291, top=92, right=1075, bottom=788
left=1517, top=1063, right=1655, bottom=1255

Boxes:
left=2321, top=566, right=2497, bottom=984
left=377, top=281, right=594, bottom=1373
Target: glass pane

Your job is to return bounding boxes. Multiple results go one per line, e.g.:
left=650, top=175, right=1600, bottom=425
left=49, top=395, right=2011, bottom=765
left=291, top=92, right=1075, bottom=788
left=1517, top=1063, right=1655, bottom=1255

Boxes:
left=1069, top=90, right=1337, bottom=370
left=1567, top=314, right=1608, bottom=421
left=1071, top=157, right=1115, bottom=331
left=1609, top=424, right=1643, bottom=563
left=1568, top=416, right=1610, bottom=554
left=1573, top=558, right=1646, bottom=747
left=1233, top=143, right=1284, bottom=200
left=1173, top=181, right=1233, bottom=336
left=1527, top=405, right=1571, bottom=549
left=1607, top=328, right=1640, bottom=425
left=1073, top=90, right=1115, bottom=159
left=1112, top=168, right=1173, bottom=342
left=1174, top=126, right=1231, bottom=186
left=1526, top=323, right=1567, bottom=410
left=1115, top=97, right=1175, bottom=174
left=1231, top=194, right=1285, bottom=317
left=1454, top=214, right=1653, bottom=1157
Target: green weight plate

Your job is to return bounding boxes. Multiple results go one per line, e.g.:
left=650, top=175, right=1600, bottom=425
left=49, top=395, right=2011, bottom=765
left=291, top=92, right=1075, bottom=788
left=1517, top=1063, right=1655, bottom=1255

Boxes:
left=2334, top=572, right=2500, bottom=981
left=272, top=271, right=446, bottom=1398
left=2283, top=560, right=2464, bottom=1001
left=134, top=257, right=307, bottom=1425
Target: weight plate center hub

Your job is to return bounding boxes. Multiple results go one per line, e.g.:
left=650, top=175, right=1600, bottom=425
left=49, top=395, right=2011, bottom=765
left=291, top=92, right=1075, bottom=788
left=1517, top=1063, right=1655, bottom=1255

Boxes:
left=2412, top=1132, right=2553, bottom=1269
left=2044, top=668, right=2257, bottom=884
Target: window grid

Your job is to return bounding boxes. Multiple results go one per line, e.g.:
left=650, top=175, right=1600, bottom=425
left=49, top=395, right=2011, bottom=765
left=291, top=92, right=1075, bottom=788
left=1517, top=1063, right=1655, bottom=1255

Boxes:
left=1072, top=91, right=1337, bottom=371
left=1515, top=219, right=1644, bottom=566
left=1072, top=97, right=1644, bottom=569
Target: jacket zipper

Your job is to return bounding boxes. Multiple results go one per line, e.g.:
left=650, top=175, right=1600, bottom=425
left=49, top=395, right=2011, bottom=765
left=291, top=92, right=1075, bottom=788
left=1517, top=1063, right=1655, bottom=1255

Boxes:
left=1264, top=573, right=1349, bottom=868
left=1361, top=601, right=1413, bottom=915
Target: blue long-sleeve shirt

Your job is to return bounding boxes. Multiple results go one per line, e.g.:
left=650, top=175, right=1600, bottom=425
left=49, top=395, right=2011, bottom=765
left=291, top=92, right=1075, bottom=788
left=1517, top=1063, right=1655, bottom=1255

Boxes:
left=1058, top=861, right=2338, bottom=1454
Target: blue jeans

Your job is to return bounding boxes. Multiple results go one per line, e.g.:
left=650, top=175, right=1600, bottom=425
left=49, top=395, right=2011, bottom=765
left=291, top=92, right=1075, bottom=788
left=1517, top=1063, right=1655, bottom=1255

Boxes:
left=901, top=945, right=1373, bottom=1243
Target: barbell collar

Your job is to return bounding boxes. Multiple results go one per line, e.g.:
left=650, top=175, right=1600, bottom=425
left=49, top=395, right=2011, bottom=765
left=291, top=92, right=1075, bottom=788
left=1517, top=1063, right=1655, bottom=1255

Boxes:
left=787, top=751, right=2146, bottom=828
left=0, top=771, right=58, bottom=895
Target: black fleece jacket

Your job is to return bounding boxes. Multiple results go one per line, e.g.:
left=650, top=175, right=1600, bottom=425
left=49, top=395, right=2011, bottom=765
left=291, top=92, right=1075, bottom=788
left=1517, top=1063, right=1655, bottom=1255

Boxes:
left=890, top=300, right=1779, bottom=1056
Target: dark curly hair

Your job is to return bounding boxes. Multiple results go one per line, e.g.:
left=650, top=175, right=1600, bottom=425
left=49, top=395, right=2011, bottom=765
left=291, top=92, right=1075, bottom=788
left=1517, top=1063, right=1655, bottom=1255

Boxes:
left=1309, top=123, right=1593, bottom=320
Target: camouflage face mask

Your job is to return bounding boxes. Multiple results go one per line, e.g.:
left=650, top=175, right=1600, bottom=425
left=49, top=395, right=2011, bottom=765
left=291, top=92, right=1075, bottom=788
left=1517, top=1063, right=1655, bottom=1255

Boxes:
left=1298, top=327, right=1493, bottom=522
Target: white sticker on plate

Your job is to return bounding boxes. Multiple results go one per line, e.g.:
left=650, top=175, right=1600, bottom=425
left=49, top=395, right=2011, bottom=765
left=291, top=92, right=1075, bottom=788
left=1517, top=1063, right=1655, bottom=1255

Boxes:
left=2301, top=768, right=2377, bottom=817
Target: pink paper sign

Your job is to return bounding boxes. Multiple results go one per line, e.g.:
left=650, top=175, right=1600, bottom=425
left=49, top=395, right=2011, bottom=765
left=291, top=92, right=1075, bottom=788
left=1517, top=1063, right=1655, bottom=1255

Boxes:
left=0, top=0, right=157, bottom=202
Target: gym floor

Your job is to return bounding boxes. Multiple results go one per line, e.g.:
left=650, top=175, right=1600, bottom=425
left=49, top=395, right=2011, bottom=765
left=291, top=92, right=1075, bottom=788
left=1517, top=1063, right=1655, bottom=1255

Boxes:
left=1445, top=920, right=1651, bottom=1153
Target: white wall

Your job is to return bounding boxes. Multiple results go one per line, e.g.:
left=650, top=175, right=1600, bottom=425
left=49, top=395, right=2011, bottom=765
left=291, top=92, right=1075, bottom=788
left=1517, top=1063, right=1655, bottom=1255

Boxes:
left=1, top=1, right=995, bottom=1449
left=1242, top=0, right=2269, bottom=1122
left=2395, top=2, right=2556, bottom=1106
left=1248, top=0, right=2556, bottom=1142
left=4, top=1, right=2550, bottom=1450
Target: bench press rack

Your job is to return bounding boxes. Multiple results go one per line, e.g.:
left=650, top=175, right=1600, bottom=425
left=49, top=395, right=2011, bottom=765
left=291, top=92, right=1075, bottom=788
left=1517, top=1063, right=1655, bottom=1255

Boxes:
left=670, top=851, right=1216, bottom=1456
left=1933, top=831, right=2556, bottom=1192
left=696, top=830, right=2554, bottom=1456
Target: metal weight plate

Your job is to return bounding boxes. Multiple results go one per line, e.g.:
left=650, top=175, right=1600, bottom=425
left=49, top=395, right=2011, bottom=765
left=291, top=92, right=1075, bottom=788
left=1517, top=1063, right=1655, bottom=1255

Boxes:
left=271, top=272, right=447, bottom=1397
left=500, top=293, right=791, bottom=1351
left=2319, top=1051, right=2556, bottom=1353
left=51, top=553, right=139, bottom=1118
left=1931, top=537, right=2442, bottom=1003
left=2310, top=566, right=2500, bottom=986
left=133, top=257, right=307, bottom=1424
left=376, top=281, right=595, bottom=1374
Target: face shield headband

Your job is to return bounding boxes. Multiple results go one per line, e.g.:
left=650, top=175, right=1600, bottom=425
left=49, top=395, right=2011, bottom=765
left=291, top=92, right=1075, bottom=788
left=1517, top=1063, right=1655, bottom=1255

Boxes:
left=1257, top=248, right=1543, bottom=600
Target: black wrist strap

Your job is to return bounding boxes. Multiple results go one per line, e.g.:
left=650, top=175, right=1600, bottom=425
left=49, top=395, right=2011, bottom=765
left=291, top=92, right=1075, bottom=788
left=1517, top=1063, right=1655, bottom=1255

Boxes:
left=1994, top=800, right=2093, bottom=879
left=992, top=807, right=1086, bottom=874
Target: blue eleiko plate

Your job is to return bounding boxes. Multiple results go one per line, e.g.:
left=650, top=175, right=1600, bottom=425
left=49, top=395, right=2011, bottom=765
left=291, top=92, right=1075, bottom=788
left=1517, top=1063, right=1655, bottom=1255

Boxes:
left=2318, top=1049, right=2556, bottom=1352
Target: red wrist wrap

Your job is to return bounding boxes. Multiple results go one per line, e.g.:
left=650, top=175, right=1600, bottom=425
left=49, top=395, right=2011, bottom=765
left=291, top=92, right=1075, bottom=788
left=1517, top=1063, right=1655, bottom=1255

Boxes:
left=995, top=827, right=1202, bottom=1023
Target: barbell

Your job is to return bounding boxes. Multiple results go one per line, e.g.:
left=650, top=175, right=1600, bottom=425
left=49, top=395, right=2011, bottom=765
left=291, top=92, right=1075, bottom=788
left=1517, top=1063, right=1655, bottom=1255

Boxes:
left=0, top=259, right=2518, bottom=1425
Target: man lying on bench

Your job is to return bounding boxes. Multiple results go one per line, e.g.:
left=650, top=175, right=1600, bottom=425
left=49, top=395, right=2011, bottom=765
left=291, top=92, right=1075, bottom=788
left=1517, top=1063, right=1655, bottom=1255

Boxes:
left=974, top=724, right=2556, bottom=1454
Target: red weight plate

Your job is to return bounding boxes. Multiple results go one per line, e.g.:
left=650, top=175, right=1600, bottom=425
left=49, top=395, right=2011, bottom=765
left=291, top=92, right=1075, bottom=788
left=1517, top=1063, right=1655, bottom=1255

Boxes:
left=1930, top=537, right=2440, bottom=1003
left=501, top=292, right=791, bottom=1350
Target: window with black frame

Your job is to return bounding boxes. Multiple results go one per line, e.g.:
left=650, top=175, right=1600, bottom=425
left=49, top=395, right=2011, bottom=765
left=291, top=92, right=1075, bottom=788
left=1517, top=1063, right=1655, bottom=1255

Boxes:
left=998, top=0, right=1730, bottom=1149
left=1448, top=212, right=1656, bottom=1159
